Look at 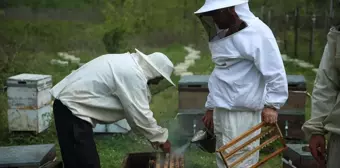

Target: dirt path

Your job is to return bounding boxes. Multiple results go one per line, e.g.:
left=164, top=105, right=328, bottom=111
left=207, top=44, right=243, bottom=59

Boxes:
left=174, top=46, right=201, bottom=76
left=281, top=54, right=318, bottom=73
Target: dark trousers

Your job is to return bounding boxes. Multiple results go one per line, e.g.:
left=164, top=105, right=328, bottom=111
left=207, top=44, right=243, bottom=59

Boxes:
left=53, top=99, right=101, bottom=168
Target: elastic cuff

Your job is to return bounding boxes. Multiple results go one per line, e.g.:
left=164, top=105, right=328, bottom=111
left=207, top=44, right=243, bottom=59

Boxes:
left=264, top=103, right=281, bottom=110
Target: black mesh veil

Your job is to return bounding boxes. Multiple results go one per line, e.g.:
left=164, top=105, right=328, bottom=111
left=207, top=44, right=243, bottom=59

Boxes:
left=196, top=14, right=227, bottom=42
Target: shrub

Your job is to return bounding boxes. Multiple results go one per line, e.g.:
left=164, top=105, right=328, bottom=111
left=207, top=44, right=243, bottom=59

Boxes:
left=102, top=27, right=126, bottom=53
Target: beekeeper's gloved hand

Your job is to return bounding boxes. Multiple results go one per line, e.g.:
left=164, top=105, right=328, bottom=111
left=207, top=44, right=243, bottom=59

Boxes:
left=160, top=140, right=171, bottom=153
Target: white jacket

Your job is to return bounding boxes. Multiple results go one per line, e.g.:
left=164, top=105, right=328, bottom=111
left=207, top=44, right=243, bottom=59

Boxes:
left=50, top=52, right=168, bottom=143
left=205, top=10, right=288, bottom=111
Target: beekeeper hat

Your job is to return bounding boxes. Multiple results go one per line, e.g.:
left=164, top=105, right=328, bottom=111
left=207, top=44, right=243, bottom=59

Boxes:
left=135, top=49, right=176, bottom=86
left=194, top=0, right=249, bottom=14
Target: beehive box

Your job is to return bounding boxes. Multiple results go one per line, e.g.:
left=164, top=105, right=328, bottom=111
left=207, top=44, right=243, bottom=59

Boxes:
left=7, top=105, right=53, bottom=134
left=277, top=109, right=305, bottom=140
left=178, top=75, right=209, bottom=110
left=282, top=144, right=318, bottom=168
left=278, top=75, right=306, bottom=140
left=281, top=75, right=307, bottom=111
left=122, top=152, right=184, bottom=168
left=0, top=144, right=57, bottom=168
left=7, top=73, right=53, bottom=109
left=176, top=109, right=206, bottom=138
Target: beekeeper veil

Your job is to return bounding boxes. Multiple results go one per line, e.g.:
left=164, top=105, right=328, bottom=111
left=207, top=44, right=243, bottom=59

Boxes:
left=194, top=0, right=257, bottom=41
left=134, top=49, right=176, bottom=86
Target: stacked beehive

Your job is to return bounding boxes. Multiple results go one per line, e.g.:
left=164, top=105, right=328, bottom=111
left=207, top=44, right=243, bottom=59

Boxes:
left=279, top=75, right=307, bottom=140
left=177, top=75, right=307, bottom=141
left=6, top=73, right=53, bottom=134
left=177, top=75, right=210, bottom=138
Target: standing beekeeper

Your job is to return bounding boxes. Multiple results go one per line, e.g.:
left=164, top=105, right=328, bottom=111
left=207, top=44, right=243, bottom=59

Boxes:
left=50, top=49, right=174, bottom=168
left=302, top=26, right=340, bottom=168
left=194, top=0, right=288, bottom=167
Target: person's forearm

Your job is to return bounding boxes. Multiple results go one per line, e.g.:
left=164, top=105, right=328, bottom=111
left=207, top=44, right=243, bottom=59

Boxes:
left=205, top=93, right=214, bottom=110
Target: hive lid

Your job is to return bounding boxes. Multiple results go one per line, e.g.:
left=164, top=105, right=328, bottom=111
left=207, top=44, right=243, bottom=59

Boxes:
left=178, top=75, right=210, bottom=86
left=287, top=75, right=306, bottom=85
left=278, top=109, right=305, bottom=115
left=284, top=144, right=314, bottom=160
left=177, top=109, right=206, bottom=115
left=6, top=73, right=52, bottom=88
left=7, top=73, right=52, bottom=81
left=0, top=144, right=56, bottom=167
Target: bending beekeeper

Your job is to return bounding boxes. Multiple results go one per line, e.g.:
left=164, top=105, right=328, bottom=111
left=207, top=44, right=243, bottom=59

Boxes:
left=302, top=26, right=340, bottom=168
left=50, top=49, right=174, bottom=168
left=194, top=0, right=288, bottom=167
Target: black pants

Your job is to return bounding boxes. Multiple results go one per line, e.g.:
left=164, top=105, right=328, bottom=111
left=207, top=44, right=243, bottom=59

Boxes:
left=53, top=99, right=101, bottom=168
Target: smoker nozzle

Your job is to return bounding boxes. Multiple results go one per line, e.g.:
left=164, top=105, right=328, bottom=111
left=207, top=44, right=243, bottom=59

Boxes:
left=191, top=130, right=208, bottom=143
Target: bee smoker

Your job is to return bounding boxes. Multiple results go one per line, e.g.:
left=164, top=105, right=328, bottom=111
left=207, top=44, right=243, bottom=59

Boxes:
left=190, top=127, right=216, bottom=153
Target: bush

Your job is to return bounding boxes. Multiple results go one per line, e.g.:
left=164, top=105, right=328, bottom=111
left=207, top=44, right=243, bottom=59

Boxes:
left=102, top=27, right=126, bottom=53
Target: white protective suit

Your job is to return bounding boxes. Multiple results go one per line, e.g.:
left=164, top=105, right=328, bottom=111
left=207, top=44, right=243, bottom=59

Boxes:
left=195, top=1, right=289, bottom=168
left=50, top=49, right=175, bottom=143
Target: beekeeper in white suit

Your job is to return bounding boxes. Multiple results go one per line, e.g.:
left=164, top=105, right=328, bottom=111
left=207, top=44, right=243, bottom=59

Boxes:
left=194, top=0, right=289, bottom=167
left=50, top=49, right=174, bottom=168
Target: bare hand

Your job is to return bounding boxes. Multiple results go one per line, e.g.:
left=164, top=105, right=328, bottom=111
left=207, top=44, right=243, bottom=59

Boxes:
left=202, top=109, right=214, bottom=129
left=309, top=135, right=326, bottom=168
left=160, top=140, right=171, bottom=153
left=261, top=107, right=278, bottom=124
left=150, top=140, right=171, bottom=153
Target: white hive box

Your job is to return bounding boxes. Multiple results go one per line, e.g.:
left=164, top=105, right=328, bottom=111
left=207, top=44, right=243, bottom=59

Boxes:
left=6, top=73, right=53, bottom=134
left=7, top=73, right=53, bottom=109
left=7, top=104, right=53, bottom=134
left=93, top=119, right=131, bottom=134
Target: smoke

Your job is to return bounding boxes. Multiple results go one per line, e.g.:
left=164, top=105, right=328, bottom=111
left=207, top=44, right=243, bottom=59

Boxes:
left=173, top=142, right=191, bottom=155
left=158, top=118, right=197, bottom=156
left=160, top=118, right=191, bottom=148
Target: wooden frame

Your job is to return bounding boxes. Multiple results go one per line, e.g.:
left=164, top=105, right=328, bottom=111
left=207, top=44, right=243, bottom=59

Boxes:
left=216, top=122, right=288, bottom=168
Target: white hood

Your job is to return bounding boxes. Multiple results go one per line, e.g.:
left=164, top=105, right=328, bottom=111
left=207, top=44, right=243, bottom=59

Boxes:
left=194, top=0, right=249, bottom=14
left=235, top=3, right=257, bottom=25
left=132, top=53, right=160, bottom=80
left=198, top=2, right=258, bottom=42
